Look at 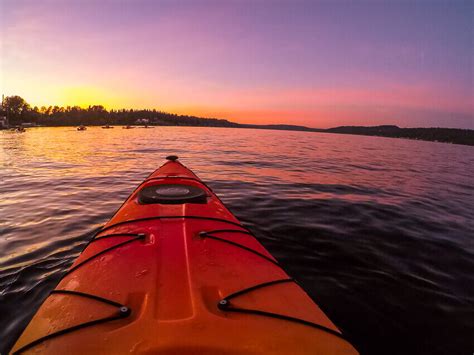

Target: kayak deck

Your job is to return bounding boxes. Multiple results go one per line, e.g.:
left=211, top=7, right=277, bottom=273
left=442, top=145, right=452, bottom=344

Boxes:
left=13, top=158, right=358, bottom=354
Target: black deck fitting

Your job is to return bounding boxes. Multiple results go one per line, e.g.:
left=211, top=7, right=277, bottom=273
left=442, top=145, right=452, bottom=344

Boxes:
left=166, top=155, right=179, bottom=161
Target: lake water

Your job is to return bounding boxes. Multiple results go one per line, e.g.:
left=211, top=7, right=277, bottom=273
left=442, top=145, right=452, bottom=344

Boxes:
left=1, top=126, right=473, bottom=354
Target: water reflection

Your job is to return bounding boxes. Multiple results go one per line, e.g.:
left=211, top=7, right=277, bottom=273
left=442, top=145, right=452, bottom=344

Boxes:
left=1, top=127, right=473, bottom=354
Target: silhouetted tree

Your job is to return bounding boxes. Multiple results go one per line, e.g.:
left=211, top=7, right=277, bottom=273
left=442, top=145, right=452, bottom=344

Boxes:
left=2, top=96, right=235, bottom=128
left=4, top=96, right=30, bottom=121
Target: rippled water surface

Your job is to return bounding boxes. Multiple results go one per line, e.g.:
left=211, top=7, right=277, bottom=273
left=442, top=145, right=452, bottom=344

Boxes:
left=1, top=127, right=473, bottom=354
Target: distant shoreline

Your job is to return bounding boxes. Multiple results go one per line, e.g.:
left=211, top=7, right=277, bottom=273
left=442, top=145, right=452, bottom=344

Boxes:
left=4, top=123, right=473, bottom=146
left=1, top=95, right=473, bottom=146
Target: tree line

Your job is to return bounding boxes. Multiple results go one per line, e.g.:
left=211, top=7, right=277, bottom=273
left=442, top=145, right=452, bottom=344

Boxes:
left=2, top=95, right=472, bottom=146
left=1, top=95, right=238, bottom=127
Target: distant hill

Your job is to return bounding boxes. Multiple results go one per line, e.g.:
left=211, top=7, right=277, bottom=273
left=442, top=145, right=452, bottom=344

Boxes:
left=323, top=125, right=474, bottom=146
left=236, top=124, right=473, bottom=146
left=238, top=124, right=323, bottom=132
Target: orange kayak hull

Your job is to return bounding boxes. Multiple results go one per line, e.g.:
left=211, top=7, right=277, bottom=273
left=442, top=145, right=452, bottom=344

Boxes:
left=12, top=158, right=358, bottom=354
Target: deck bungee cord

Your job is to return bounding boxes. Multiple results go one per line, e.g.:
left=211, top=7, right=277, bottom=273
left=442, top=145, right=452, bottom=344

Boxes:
left=198, top=230, right=353, bottom=343
left=199, top=231, right=283, bottom=268
left=97, top=215, right=249, bottom=235
left=217, top=278, right=350, bottom=342
left=13, top=233, right=146, bottom=354
left=14, top=290, right=131, bottom=354
left=62, top=233, right=146, bottom=277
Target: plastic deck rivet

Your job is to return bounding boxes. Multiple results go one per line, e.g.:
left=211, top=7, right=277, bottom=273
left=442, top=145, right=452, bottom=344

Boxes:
left=119, top=306, right=131, bottom=317
left=218, top=300, right=229, bottom=309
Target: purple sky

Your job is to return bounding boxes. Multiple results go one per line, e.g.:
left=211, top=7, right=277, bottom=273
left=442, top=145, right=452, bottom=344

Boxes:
left=1, top=0, right=473, bottom=128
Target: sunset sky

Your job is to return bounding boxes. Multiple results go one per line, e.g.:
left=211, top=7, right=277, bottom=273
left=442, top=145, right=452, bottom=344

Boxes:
left=1, top=0, right=473, bottom=128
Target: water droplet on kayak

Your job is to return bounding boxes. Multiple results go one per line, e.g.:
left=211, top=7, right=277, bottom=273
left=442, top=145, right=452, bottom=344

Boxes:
left=130, top=340, right=143, bottom=352
left=135, top=268, right=149, bottom=277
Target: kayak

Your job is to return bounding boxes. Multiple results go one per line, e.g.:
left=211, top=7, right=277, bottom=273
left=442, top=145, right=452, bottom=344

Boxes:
left=12, top=156, right=358, bottom=354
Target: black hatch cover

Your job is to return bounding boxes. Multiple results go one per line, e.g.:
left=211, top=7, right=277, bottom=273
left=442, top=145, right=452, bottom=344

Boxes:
left=138, top=184, right=207, bottom=204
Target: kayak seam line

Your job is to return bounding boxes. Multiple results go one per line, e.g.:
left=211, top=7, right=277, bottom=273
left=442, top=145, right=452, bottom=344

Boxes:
left=200, top=233, right=281, bottom=268
left=99, top=216, right=248, bottom=234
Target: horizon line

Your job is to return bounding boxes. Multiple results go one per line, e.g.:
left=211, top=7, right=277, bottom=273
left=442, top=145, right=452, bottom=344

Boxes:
left=1, top=94, right=472, bottom=131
